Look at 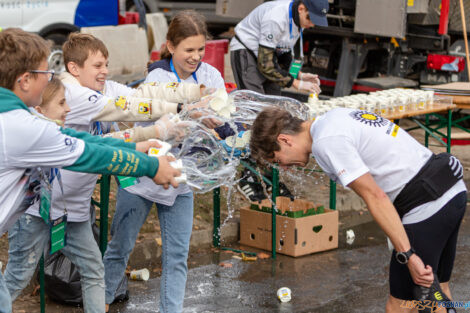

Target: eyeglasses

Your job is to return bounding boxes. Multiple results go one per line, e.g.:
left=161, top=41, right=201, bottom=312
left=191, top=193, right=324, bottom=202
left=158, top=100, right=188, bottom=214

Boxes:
left=29, top=69, right=55, bottom=82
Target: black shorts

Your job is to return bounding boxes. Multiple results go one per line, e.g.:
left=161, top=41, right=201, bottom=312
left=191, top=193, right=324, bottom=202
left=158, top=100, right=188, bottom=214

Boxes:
left=389, top=191, right=467, bottom=300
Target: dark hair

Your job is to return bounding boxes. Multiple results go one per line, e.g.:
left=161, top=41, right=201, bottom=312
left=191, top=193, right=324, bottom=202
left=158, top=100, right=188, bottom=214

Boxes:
left=161, top=10, right=208, bottom=59
left=0, top=28, right=50, bottom=90
left=62, top=33, right=109, bottom=72
left=250, top=107, right=304, bottom=164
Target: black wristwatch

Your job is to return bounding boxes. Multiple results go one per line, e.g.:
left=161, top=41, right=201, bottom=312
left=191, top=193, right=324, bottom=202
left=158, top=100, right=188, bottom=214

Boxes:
left=177, top=103, right=183, bottom=113
left=396, top=248, right=415, bottom=264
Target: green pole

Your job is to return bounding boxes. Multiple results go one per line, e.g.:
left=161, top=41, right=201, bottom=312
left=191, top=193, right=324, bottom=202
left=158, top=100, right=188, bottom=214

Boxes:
left=40, top=255, right=45, bottom=313
left=329, top=180, right=336, bottom=210
left=425, top=114, right=429, bottom=147
left=447, top=109, right=452, bottom=153
left=213, top=187, right=221, bottom=248
left=99, top=175, right=111, bottom=256
left=271, top=167, right=279, bottom=259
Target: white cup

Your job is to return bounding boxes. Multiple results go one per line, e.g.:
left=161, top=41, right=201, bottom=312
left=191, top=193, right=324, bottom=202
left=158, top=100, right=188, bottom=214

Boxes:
left=277, top=287, right=292, bottom=302
left=130, top=268, right=150, bottom=281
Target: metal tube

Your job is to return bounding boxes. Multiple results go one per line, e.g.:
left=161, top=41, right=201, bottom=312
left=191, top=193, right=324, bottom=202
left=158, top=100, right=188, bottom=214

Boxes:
left=99, top=175, right=110, bottom=256
left=329, top=180, right=337, bottom=210
left=271, top=167, right=279, bottom=259
left=425, top=114, right=430, bottom=147
left=213, top=187, right=221, bottom=248
left=447, top=109, right=453, bottom=153
left=40, top=256, right=45, bottom=313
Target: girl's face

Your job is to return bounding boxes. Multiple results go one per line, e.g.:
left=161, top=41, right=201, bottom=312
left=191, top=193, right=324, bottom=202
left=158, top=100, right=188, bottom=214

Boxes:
left=168, top=34, right=206, bottom=79
left=36, top=86, right=70, bottom=124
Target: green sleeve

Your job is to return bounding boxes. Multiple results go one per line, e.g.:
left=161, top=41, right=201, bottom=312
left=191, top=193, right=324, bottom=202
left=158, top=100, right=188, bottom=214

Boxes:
left=60, top=127, right=136, bottom=150
left=64, top=142, right=159, bottom=178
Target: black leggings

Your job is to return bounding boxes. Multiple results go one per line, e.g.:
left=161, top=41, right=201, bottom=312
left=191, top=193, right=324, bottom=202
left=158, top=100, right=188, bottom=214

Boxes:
left=389, top=191, right=467, bottom=300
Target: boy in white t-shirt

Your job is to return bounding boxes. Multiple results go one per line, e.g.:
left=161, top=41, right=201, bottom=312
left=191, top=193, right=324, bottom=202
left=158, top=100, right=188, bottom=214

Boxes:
left=0, top=28, right=180, bottom=313
left=250, top=107, right=467, bottom=312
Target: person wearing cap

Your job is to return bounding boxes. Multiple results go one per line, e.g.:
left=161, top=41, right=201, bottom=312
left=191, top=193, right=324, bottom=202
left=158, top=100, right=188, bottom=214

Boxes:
left=230, top=0, right=328, bottom=95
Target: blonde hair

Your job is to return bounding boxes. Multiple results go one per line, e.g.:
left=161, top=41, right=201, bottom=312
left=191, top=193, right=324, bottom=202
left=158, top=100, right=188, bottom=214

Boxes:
left=62, top=33, right=109, bottom=72
left=0, top=28, right=50, bottom=90
left=40, top=77, right=64, bottom=108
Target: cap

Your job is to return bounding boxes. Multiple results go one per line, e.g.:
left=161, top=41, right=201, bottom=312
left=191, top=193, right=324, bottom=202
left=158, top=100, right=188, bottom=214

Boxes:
left=303, top=0, right=329, bottom=27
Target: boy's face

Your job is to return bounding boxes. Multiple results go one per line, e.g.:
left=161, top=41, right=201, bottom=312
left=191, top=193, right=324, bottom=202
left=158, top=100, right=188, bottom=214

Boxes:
left=72, top=51, right=109, bottom=92
left=271, top=135, right=310, bottom=168
left=25, top=59, right=51, bottom=107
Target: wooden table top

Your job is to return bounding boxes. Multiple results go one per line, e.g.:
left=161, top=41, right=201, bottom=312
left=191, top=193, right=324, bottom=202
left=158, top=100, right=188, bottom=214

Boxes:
left=382, top=104, right=457, bottom=120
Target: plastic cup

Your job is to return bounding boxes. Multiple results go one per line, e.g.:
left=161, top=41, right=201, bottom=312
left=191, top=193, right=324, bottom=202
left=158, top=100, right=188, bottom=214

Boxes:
left=130, top=268, right=150, bottom=281
left=277, top=287, right=292, bottom=302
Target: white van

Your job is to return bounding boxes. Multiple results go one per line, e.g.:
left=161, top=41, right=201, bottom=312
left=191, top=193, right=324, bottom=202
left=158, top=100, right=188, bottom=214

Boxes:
left=0, top=0, right=121, bottom=70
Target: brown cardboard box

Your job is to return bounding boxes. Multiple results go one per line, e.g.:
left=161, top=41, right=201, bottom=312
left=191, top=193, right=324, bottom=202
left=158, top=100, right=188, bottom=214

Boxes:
left=240, top=197, right=338, bottom=257
left=215, top=0, right=264, bottom=19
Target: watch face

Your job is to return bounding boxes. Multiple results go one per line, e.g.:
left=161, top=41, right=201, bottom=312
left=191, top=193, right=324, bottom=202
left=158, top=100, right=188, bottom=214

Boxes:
left=396, top=252, right=407, bottom=264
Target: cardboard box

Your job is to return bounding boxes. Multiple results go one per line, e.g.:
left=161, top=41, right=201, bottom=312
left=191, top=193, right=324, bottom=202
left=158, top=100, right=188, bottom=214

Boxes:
left=240, top=197, right=338, bottom=257
left=215, top=0, right=264, bottom=19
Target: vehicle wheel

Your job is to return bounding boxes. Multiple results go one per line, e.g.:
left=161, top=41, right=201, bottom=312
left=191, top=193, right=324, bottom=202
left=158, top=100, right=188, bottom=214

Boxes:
left=44, top=32, right=68, bottom=74
left=48, top=50, right=65, bottom=74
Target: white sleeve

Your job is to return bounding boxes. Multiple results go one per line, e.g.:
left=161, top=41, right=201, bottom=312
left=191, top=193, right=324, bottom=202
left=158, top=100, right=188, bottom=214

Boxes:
left=63, top=83, right=108, bottom=126
left=312, top=136, right=370, bottom=187
left=5, top=113, right=85, bottom=169
left=105, top=80, right=137, bottom=97
left=203, top=63, right=226, bottom=89
left=259, top=18, right=284, bottom=49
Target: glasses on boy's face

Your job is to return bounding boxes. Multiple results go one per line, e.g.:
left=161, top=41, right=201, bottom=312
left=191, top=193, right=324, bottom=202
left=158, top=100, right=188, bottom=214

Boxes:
left=29, top=69, right=55, bottom=82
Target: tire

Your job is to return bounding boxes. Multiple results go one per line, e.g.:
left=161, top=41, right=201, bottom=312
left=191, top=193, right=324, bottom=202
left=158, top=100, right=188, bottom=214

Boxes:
left=43, top=32, right=68, bottom=73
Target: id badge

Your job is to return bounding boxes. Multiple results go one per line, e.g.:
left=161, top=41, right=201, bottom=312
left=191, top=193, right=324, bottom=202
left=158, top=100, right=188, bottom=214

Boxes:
left=39, top=186, right=51, bottom=224
left=116, top=176, right=140, bottom=189
left=289, top=59, right=303, bottom=79
left=50, top=214, right=67, bottom=254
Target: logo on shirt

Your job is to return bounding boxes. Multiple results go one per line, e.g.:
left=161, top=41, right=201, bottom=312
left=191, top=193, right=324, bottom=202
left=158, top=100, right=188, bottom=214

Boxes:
left=266, top=34, right=274, bottom=42
left=138, top=101, right=152, bottom=116
left=166, top=82, right=179, bottom=89
left=64, top=137, right=78, bottom=153
left=115, top=96, right=128, bottom=110
left=350, top=110, right=389, bottom=127
left=88, top=94, right=101, bottom=104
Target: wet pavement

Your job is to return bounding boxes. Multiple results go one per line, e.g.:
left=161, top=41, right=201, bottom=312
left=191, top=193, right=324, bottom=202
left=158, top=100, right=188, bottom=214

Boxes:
left=109, top=210, right=470, bottom=313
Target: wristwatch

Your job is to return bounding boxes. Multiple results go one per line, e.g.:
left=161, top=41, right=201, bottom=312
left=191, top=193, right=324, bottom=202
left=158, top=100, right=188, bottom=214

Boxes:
left=396, top=248, right=415, bottom=264
left=177, top=103, right=183, bottom=113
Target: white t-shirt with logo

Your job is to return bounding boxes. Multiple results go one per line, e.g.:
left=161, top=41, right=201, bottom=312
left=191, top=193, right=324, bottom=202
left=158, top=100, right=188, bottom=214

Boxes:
left=26, top=80, right=136, bottom=222
left=230, top=1, right=300, bottom=57
left=0, top=109, right=85, bottom=232
left=310, top=108, right=466, bottom=224
left=125, top=60, right=225, bottom=206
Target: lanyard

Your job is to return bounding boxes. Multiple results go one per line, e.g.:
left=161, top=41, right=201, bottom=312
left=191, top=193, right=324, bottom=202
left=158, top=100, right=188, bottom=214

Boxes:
left=289, top=1, right=304, bottom=59
left=170, top=58, right=198, bottom=83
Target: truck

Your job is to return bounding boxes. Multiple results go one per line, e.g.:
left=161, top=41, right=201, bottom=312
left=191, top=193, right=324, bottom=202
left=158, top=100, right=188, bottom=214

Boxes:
left=299, top=0, right=470, bottom=96
left=131, top=0, right=469, bottom=96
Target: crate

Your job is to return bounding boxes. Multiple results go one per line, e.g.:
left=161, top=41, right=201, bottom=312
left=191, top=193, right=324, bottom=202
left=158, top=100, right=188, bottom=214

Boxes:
left=240, top=197, right=339, bottom=257
left=202, top=39, right=229, bottom=79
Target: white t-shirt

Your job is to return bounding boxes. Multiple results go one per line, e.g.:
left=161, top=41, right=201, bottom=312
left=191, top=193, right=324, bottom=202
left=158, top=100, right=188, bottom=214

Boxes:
left=27, top=80, right=136, bottom=222
left=310, top=108, right=466, bottom=224
left=125, top=59, right=225, bottom=206
left=230, top=1, right=301, bottom=57
left=0, top=109, right=85, bottom=233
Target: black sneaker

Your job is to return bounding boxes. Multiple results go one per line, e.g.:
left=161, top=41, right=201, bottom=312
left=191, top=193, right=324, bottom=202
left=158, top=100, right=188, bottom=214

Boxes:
left=237, top=169, right=267, bottom=202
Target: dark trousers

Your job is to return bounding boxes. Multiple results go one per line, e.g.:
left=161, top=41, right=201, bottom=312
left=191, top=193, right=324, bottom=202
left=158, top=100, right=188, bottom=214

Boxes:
left=230, top=49, right=281, bottom=95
